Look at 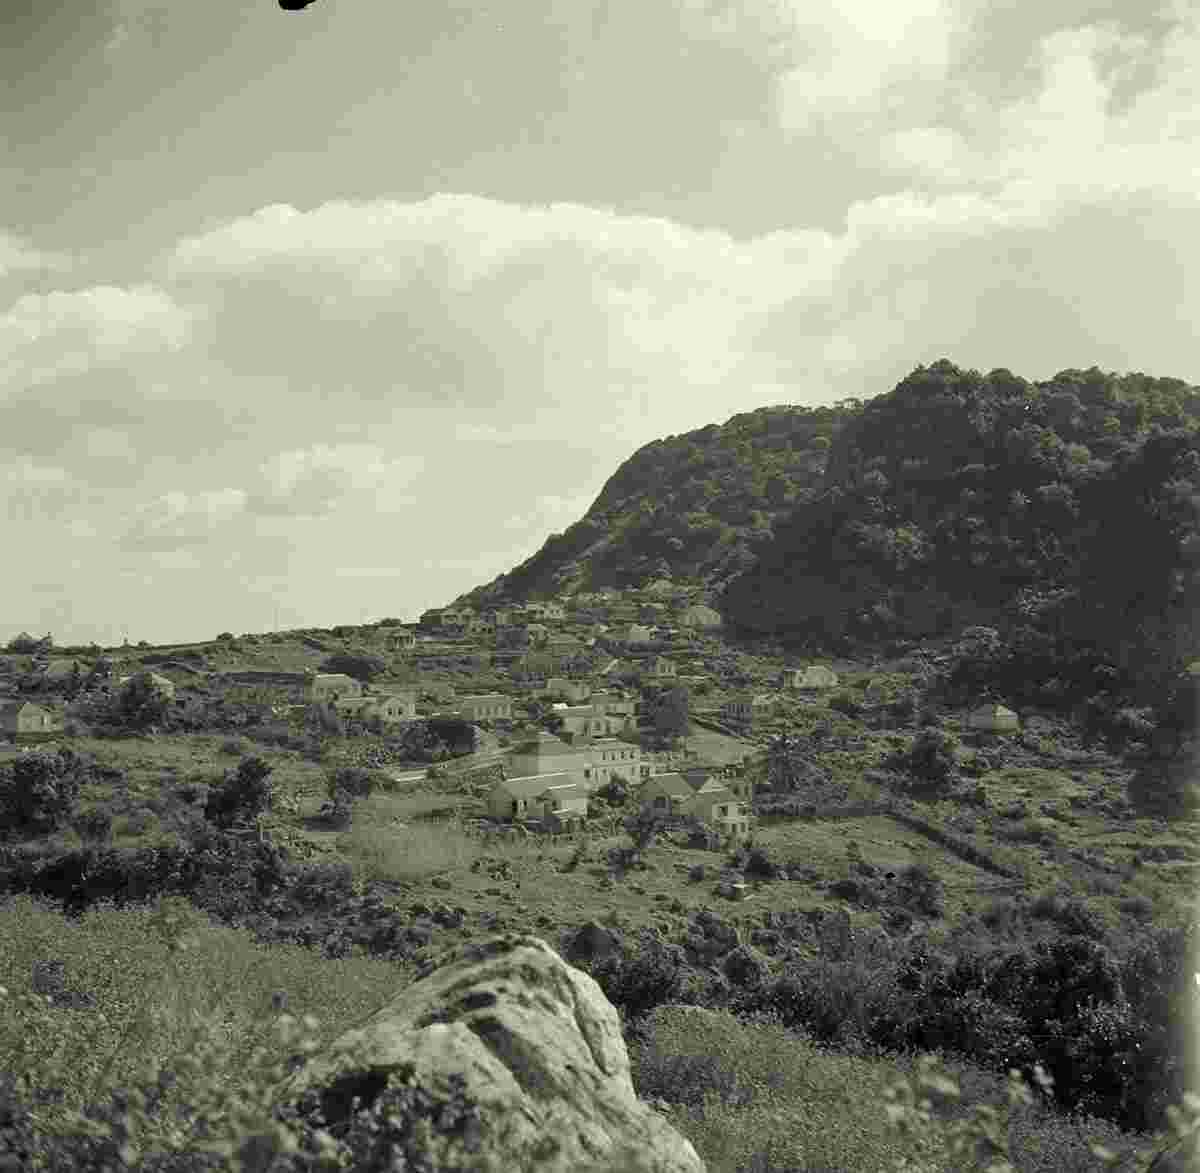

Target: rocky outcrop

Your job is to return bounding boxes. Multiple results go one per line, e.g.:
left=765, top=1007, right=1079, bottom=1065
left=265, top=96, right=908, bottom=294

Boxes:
left=271, top=933, right=705, bottom=1172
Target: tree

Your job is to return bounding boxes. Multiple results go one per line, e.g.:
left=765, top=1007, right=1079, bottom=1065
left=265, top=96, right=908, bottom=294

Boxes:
left=651, top=685, right=689, bottom=745
left=117, top=673, right=173, bottom=731
left=0, top=747, right=84, bottom=838
left=318, top=652, right=387, bottom=683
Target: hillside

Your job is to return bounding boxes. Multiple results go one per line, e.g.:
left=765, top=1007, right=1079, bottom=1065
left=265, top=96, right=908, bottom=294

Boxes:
left=456, top=401, right=863, bottom=605
left=719, top=360, right=1200, bottom=697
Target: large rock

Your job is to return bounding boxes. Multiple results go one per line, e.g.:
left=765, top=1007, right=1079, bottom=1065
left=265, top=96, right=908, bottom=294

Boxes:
left=271, top=933, right=705, bottom=1173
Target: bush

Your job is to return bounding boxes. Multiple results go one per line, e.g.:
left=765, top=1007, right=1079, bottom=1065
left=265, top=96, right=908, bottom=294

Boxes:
left=589, top=932, right=686, bottom=1022
left=203, top=755, right=275, bottom=830
left=324, top=765, right=383, bottom=804
left=893, top=862, right=944, bottom=917
left=0, top=747, right=85, bottom=838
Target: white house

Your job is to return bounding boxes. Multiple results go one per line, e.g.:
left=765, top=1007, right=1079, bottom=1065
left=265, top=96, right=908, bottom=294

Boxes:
left=967, top=702, right=1019, bottom=733
left=780, top=665, right=839, bottom=690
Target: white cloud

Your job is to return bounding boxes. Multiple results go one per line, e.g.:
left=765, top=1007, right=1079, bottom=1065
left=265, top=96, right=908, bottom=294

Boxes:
left=248, top=443, right=421, bottom=519
left=0, top=284, right=195, bottom=388
left=0, top=231, right=71, bottom=279
left=120, top=487, right=248, bottom=551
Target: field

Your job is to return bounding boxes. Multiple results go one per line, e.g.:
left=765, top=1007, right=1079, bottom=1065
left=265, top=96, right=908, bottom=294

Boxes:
left=2, top=650, right=1198, bottom=1171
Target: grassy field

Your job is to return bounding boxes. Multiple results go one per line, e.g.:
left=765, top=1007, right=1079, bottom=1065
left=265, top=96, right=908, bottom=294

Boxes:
left=2, top=663, right=1199, bottom=1170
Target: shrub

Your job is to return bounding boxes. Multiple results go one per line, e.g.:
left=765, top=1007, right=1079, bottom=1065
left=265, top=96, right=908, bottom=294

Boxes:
left=219, top=736, right=250, bottom=756
left=893, top=862, right=944, bottom=917
left=69, top=807, right=114, bottom=845
left=324, top=765, right=383, bottom=804
left=1029, top=889, right=1108, bottom=940
left=0, top=747, right=85, bottom=838
left=203, top=755, right=275, bottom=830
left=589, top=932, right=686, bottom=1022
left=828, top=877, right=880, bottom=908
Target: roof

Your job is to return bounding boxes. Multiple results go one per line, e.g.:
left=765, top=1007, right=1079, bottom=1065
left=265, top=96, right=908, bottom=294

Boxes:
left=493, top=771, right=586, bottom=798
left=687, top=778, right=735, bottom=798
left=313, top=672, right=359, bottom=684
left=510, top=731, right=577, bottom=755
left=459, top=692, right=511, bottom=702
left=642, top=772, right=693, bottom=798
left=0, top=699, right=50, bottom=716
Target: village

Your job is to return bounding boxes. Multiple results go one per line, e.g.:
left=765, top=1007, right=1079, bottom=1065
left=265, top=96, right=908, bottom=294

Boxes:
left=0, top=581, right=1032, bottom=859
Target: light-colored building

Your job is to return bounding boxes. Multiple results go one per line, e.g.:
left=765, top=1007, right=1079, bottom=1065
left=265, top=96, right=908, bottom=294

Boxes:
left=679, top=604, right=723, bottom=630
left=722, top=693, right=780, bottom=729
left=780, top=665, right=840, bottom=690
left=309, top=673, right=363, bottom=702
left=387, top=630, right=417, bottom=651
left=457, top=693, right=514, bottom=721
left=582, top=737, right=649, bottom=789
left=0, top=700, right=63, bottom=742
left=505, top=731, right=589, bottom=785
left=487, top=772, right=589, bottom=822
left=558, top=704, right=631, bottom=741
left=541, top=677, right=591, bottom=703
left=640, top=772, right=694, bottom=814
left=683, top=779, right=752, bottom=839
left=367, top=688, right=418, bottom=721
left=644, top=655, right=677, bottom=680
left=622, top=624, right=654, bottom=645
left=967, top=702, right=1020, bottom=733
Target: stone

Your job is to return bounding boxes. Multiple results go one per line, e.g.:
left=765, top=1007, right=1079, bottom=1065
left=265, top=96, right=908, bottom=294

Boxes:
left=271, top=934, right=704, bottom=1173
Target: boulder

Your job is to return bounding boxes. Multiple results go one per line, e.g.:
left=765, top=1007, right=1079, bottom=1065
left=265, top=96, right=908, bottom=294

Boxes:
left=271, top=933, right=704, bottom=1173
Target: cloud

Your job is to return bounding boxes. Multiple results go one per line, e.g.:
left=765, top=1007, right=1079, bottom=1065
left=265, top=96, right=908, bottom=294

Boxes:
left=247, top=442, right=422, bottom=518
left=119, top=487, right=248, bottom=552
left=0, top=231, right=71, bottom=279
left=0, top=284, right=195, bottom=388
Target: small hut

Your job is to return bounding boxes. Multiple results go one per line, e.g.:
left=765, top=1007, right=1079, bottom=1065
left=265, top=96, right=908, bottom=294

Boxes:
left=966, top=702, right=1019, bottom=734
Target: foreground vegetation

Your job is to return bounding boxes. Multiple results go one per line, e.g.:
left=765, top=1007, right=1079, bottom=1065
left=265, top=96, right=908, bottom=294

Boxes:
left=2, top=790, right=1198, bottom=1173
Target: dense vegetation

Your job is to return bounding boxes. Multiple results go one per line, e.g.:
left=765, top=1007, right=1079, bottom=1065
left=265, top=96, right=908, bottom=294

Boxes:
left=722, top=361, right=1200, bottom=698
left=460, top=402, right=862, bottom=604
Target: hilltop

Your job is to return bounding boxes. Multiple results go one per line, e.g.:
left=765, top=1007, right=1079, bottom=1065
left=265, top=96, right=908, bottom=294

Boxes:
left=456, top=401, right=863, bottom=605
left=720, top=361, right=1200, bottom=699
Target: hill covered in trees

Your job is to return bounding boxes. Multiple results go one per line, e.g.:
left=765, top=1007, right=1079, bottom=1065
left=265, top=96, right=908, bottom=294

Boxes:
left=720, top=360, right=1200, bottom=700
left=458, top=402, right=862, bottom=605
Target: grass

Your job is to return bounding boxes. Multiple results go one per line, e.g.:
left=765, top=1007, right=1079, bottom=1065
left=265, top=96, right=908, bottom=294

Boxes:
left=2, top=862, right=1192, bottom=1173
left=4, top=708, right=1200, bottom=1170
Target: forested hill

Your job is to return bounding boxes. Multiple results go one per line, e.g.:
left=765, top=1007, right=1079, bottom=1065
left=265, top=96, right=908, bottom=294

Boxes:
left=720, top=359, right=1200, bottom=691
left=457, top=402, right=863, bottom=605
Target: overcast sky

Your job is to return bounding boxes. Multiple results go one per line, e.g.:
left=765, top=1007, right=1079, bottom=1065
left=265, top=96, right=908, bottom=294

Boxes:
left=2, top=0, right=1198, bottom=647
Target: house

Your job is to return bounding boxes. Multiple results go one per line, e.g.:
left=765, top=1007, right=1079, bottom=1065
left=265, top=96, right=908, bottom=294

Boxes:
left=505, top=731, right=589, bottom=785
left=456, top=693, right=514, bottom=721
left=780, top=665, right=839, bottom=690
left=0, top=700, right=63, bottom=742
left=639, top=772, right=694, bottom=815
left=541, top=677, right=591, bottom=704
left=557, top=704, right=633, bottom=741
left=682, top=779, right=752, bottom=839
left=582, top=737, right=649, bottom=789
left=967, top=702, right=1020, bottom=734
left=524, top=623, right=550, bottom=646
left=621, top=624, right=654, bottom=645
left=722, top=693, right=780, bottom=729
left=589, top=690, right=637, bottom=726
left=487, top=772, right=589, bottom=822
left=679, top=604, right=723, bottom=631
left=366, top=689, right=418, bottom=722
left=122, top=670, right=176, bottom=701
left=644, top=655, right=677, bottom=680
left=309, top=673, right=363, bottom=703
left=387, top=630, right=417, bottom=651
left=642, top=578, right=676, bottom=598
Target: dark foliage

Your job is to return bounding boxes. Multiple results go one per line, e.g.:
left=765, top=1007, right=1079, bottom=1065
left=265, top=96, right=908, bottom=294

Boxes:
left=203, top=756, right=275, bottom=830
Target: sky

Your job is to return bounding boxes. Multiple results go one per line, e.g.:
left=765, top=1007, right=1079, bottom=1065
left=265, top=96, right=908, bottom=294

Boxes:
left=2, top=0, right=1198, bottom=647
